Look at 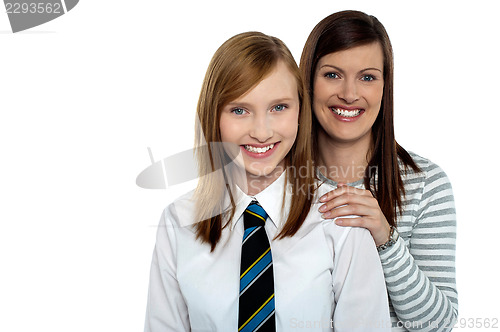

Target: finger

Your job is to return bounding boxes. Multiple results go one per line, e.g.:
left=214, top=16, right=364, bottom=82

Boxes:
left=319, top=194, right=348, bottom=212
left=334, top=216, right=369, bottom=228
left=319, top=187, right=342, bottom=202
left=318, top=193, right=351, bottom=213
left=319, top=191, right=376, bottom=213
left=318, top=185, right=353, bottom=202
left=335, top=216, right=391, bottom=243
left=337, top=185, right=373, bottom=197
left=322, top=202, right=376, bottom=219
left=319, top=185, right=372, bottom=203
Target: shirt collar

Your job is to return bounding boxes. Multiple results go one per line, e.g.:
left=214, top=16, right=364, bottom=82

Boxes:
left=230, top=171, right=289, bottom=230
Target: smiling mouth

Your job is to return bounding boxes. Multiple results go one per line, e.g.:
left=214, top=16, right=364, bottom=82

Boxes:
left=331, top=107, right=363, bottom=118
left=244, top=143, right=275, bottom=154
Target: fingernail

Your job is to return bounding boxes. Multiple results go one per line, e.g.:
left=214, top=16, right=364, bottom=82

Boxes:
left=335, top=219, right=343, bottom=225
left=319, top=195, right=326, bottom=202
left=322, top=212, right=331, bottom=218
left=319, top=205, right=327, bottom=212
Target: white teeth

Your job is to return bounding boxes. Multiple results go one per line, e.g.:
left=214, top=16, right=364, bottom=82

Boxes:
left=332, top=108, right=361, bottom=118
left=244, top=143, right=274, bottom=153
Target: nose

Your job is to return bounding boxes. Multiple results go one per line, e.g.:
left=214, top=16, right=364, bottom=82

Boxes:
left=338, top=79, right=359, bottom=104
left=249, top=113, right=273, bottom=142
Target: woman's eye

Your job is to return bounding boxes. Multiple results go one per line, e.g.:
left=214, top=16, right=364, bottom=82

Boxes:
left=361, top=74, right=375, bottom=81
left=325, top=72, right=339, bottom=79
left=231, top=108, right=245, bottom=115
left=273, top=104, right=287, bottom=112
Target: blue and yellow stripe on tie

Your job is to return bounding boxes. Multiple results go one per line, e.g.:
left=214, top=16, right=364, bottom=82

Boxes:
left=238, top=294, right=275, bottom=332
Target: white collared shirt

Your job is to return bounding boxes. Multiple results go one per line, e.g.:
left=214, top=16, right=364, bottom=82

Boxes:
left=145, top=172, right=391, bottom=331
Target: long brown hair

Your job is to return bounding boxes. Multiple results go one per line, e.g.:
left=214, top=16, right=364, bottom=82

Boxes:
left=194, top=31, right=315, bottom=250
left=300, top=10, right=420, bottom=227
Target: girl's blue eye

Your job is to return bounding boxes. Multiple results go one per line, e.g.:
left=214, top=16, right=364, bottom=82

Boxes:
left=273, top=104, right=287, bottom=112
left=231, top=108, right=245, bottom=115
left=361, top=74, right=375, bottom=81
left=325, top=72, right=339, bottom=79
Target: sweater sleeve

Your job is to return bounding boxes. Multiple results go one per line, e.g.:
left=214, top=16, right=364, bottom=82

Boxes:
left=379, top=163, right=458, bottom=332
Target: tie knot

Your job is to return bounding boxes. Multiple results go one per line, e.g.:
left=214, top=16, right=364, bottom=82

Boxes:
left=244, top=201, right=268, bottom=229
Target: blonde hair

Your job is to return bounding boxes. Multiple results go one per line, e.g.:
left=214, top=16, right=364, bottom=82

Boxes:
left=194, top=31, right=315, bottom=250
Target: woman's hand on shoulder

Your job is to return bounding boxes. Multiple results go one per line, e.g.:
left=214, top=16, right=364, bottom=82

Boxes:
left=318, top=184, right=391, bottom=246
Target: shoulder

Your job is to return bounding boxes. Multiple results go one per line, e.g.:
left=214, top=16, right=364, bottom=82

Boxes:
left=407, top=151, right=443, bottom=173
left=162, top=189, right=197, bottom=228
left=314, top=180, right=372, bottom=242
left=402, top=151, right=453, bottom=190
left=402, top=151, right=455, bottom=217
left=297, top=180, right=343, bottom=232
left=315, top=179, right=336, bottom=197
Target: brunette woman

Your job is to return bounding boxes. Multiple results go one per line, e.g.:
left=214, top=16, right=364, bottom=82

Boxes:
left=300, top=10, right=457, bottom=332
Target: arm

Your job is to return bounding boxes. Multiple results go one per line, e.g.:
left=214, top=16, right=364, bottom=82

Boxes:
left=144, top=208, right=190, bottom=332
left=379, top=166, right=458, bottom=331
left=319, top=165, right=458, bottom=331
left=332, top=227, right=391, bottom=332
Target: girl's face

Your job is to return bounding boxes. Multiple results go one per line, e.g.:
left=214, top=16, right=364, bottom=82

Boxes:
left=219, top=61, right=299, bottom=187
left=313, top=42, right=384, bottom=146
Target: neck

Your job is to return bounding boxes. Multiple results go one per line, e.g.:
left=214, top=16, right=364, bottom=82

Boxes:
left=316, top=129, right=372, bottom=184
left=230, top=163, right=285, bottom=196
left=245, top=171, right=282, bottom=196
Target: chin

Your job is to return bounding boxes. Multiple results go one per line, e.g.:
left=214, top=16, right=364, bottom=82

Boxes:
left=246, top=169, right=275, bottom=178
left=246, top=164, right=282, bottom=178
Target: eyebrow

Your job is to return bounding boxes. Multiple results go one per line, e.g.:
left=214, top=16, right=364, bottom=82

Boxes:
left=318, top=64, right=383, bottom=74
left=226, top=97, right=296, bottom=108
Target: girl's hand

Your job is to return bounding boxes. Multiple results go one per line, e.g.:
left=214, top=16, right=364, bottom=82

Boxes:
left=318, top=184, right=391, bottom=246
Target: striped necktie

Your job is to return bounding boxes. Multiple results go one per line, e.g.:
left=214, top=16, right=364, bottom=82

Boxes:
left=238, top=201, right=275, bottom=332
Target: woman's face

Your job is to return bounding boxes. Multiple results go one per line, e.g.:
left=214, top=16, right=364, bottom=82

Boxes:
left=313, top=42, right=384, bottom=145
left=219, top=61, right=299, bottom=184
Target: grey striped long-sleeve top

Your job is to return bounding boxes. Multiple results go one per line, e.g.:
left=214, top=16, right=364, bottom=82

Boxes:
left=319, top=151, right=458, bottom=331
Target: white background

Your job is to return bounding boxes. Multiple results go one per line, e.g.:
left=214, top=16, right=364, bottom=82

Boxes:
left=1, top=0, right=499, bottom=331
